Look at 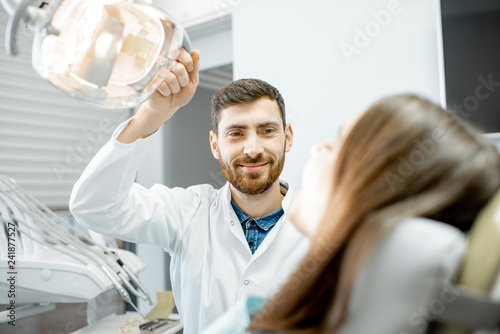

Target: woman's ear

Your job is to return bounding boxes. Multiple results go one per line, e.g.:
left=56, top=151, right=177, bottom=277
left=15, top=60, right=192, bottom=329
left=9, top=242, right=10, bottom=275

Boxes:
left=209, top=130, right=220, bottom=160
left=285, top=123, right=293, bottom=153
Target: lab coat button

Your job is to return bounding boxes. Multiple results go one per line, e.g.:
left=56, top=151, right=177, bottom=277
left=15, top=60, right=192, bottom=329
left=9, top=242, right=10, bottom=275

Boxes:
left=244, top=280, right=249, bottom=285
left=40, top=269, right=52, bottom=281
left=231, top=221, right=234, bottom=226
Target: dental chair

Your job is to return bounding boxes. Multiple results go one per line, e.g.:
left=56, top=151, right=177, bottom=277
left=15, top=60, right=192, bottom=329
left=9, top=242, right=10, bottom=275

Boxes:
left=435, top=189, right=500, bottom=334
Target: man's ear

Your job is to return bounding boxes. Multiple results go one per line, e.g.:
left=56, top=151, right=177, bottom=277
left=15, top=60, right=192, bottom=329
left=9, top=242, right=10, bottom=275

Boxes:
left=285, top=123, right=293, bottom=153
left=209, top=130, right=220, bottom=160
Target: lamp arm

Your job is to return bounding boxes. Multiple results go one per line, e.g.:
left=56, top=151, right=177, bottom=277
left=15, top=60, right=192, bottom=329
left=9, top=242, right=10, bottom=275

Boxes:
left=0, top=0, right=21, bottom=16
left=4, top=0, right=55, bottom=56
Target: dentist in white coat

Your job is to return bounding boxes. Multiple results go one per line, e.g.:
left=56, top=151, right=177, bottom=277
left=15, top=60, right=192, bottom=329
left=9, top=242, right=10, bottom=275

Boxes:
left=69, top=48, right=309, bottom=333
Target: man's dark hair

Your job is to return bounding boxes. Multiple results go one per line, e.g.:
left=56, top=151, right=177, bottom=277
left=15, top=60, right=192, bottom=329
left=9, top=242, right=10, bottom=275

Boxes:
left=211, top=78, right=286, bottom=134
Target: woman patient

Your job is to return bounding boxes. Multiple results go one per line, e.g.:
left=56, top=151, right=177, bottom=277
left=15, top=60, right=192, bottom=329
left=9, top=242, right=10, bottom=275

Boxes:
left=204, top=93, right=500, bottom=334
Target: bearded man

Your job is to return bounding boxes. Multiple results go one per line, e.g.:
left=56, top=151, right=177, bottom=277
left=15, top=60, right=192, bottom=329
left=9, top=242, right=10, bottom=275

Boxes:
left=69, top=49, right=309, bottom=334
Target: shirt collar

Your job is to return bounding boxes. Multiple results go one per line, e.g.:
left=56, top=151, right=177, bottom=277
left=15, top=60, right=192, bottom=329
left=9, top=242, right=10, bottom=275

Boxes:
left=223, top=180, right=293, bottom=223
left=230, top=197, right=285, bottom=231
left=230, top=198, right=251, bottom=222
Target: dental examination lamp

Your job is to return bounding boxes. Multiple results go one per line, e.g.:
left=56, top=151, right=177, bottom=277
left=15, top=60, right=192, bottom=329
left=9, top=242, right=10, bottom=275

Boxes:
left=1, top=0, right=191, bottom=109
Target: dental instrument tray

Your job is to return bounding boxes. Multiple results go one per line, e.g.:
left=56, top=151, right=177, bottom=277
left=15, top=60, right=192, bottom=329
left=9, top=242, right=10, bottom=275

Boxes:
left=140, top=317, right=182, bottom=333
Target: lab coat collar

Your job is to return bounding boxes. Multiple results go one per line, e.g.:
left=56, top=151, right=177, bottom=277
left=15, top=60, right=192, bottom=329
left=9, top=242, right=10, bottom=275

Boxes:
left=221, top=180, right=295, bottom=223
left=221, top=180, right=296, bottom=258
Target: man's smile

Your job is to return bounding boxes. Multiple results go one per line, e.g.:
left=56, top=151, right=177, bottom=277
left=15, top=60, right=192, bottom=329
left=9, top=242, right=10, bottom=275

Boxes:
left=239, top=162, right=269, bottom=173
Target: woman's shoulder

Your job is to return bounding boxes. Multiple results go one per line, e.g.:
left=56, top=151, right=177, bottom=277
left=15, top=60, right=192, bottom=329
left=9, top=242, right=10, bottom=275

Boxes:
left=382, top=217, right=467, bottom=262
left=394, top=217, right=466, bottom=241
left=362, top=217, right=467, bottom=284
left=338, top=218, right=468, bottom=333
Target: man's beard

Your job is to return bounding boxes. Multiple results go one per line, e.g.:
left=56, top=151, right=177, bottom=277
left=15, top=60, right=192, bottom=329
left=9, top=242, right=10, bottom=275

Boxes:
left=219, top=149, right=285, bottom=195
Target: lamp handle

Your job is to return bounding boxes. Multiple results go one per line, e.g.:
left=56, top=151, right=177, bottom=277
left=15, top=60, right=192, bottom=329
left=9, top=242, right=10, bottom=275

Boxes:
left=182, top=29, right=192, bottom=54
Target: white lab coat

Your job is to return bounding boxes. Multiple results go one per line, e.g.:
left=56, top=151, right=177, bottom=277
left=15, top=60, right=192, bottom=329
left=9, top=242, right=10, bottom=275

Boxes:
left=69, top=120, right=310, bottom=334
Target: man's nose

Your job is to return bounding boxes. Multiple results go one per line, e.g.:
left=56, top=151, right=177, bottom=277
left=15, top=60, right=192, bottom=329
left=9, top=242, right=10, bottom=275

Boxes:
left=243, top=134, right=265, bottom=157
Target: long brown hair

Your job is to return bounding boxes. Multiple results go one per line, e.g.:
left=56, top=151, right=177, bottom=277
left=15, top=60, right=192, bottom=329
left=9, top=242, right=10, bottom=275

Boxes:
left=248, top=94, right=500, bottom=333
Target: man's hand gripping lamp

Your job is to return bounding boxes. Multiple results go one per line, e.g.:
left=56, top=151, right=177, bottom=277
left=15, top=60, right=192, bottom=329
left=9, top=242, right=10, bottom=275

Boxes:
left=1, top=0, right=191, bottom=109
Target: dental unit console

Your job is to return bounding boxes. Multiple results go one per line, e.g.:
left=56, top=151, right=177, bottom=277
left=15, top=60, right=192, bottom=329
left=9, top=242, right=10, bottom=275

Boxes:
left=0, top=175, right=151, bottom=325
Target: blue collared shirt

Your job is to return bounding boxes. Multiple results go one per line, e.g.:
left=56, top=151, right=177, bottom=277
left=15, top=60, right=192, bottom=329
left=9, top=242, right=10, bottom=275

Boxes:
left=231, top=197, right=284, bottom=254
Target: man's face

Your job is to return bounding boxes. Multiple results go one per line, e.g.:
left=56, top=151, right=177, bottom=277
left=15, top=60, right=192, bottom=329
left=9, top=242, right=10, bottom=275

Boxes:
left=209, top=97, right=293, bottom=195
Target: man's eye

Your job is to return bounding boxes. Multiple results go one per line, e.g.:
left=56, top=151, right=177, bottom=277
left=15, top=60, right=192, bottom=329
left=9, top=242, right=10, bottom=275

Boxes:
left=229, top=132, right=241, bottom=137
left=263, top=129, right=275, bottom=134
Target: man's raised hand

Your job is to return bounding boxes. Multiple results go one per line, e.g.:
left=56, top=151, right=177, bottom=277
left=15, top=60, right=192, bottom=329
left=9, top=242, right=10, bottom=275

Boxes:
left=117, top=48, right=200, bottom=144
